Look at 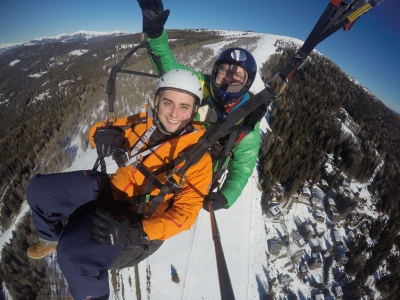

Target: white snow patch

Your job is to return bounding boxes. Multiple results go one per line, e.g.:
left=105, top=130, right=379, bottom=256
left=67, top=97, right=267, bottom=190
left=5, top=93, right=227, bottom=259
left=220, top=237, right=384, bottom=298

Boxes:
left=203, top=40, right=229, bottom=54
left=69, top=49, right=89, bottom=56
left=9, top=59, right=21, bottom=66
left=33, top=90, right=50, bottom=103
left=0, top=201, right=30, bottom=248
left=28, top=71, right=48, bottom=78
left=58, top=79, right=75, bottom=88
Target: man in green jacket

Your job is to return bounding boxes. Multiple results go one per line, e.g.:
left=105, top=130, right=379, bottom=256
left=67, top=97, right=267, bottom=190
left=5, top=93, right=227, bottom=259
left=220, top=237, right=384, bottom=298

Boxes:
left=137, top=0, right=261, bottom=211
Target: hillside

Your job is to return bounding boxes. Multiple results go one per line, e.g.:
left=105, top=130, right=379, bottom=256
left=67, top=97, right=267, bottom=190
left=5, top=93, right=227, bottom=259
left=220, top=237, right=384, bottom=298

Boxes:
left=1, top=29, right=400, bottom=300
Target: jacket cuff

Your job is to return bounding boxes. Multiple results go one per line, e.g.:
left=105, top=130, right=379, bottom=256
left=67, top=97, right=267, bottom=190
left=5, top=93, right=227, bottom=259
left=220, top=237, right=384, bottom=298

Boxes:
left=148, top=29, right=168, bottom=45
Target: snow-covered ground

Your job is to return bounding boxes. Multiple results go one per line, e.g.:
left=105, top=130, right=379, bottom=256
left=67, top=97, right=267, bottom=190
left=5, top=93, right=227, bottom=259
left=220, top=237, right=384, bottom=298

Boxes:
left=28, top=71, right=48, bottom=78
left=33, top=90, right=50, bottom=103
left=69, top=49, right=89, bottom=56
left=9, top=59, right=20, bottom=67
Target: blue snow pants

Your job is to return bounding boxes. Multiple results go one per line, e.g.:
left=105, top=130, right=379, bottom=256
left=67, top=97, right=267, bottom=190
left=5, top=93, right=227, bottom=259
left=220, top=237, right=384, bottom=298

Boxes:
left=27, top=170, right=150, bottom=300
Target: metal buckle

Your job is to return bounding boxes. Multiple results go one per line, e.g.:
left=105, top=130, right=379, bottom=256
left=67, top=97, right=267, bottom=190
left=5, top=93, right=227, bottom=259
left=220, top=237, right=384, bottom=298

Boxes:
left=166, top=167, right=186, bottom=190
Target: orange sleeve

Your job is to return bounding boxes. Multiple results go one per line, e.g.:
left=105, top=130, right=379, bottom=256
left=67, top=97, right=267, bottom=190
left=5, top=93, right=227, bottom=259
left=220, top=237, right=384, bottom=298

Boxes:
left=142, top=152, right=212, bottom=240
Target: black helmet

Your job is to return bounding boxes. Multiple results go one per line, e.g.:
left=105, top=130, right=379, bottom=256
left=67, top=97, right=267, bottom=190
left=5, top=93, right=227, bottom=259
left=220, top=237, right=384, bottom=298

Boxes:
left=210, top=47, right=257, bottom=105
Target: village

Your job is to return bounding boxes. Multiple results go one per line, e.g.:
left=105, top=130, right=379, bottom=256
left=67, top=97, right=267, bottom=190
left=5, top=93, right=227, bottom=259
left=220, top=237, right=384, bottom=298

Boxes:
left=262, top=157, right=377, bottom=300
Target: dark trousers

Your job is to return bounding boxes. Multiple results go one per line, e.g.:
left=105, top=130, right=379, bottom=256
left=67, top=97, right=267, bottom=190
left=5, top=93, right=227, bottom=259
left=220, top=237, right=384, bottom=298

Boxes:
left=27, top=170, right=162, bottom=300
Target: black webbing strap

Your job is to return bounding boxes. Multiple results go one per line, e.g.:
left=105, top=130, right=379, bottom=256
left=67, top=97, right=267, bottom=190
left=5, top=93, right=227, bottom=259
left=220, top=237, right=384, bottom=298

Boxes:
left=92, top=157, right=107, bottom=173
left=280, top=0, right=383, bottom=81
left=134, top=162, right=181, bottom=216
left=210, top=131, right=239, bottom=191
left=176, top=86, right=276, bottom=178
left=106, top=41, right=148, bottom=115
left=106, top=40, right=162, bottom=116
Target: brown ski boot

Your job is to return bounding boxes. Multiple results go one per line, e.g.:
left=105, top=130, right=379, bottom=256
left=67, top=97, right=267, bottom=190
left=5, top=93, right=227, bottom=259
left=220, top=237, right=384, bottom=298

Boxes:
left=27, top=238, right=58, bottom=259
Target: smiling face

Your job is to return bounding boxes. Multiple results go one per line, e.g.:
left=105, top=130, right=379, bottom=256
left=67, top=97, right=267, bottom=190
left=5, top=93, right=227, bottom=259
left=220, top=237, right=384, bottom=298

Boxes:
left=157, top=89, right=195, bottom=133
left=215, top=63, right=246, bottom=86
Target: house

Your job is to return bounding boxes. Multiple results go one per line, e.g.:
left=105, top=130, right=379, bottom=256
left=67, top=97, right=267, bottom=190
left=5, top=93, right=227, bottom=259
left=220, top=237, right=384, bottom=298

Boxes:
left=274, top=183, right=284, bottom=192
left=268, top=239, right=282, bottom=254
left=311, top=196, right=323, bottom=208
left=314, top=293, right=325, bottom=300
left=299, top=261, right=308, bottom=279
left=313, top=210, right=325, bottom=222
left=266, top=204, right=282, bottom=218
left=311, top=187, right=324, bottom=208
left=334, top=286, right=343, bottom=298
left=327, top=198, right=336, bottom=210
left=293, top=233, right=306, bottom=247
left=311, top=187, right=324, bottom=201
left=292, top=249, right=305, bottom=264
left=299, top=186, right=311, bottom=198
left=347, top=230, right=357, bottom=242
left=336, top=253, right=349, bottom=266
left=279, top=274, right=292, bottom=286
left=308, top=251, right=323, bottom=268
left=320, top=179, right=329, bottom=188
left=309, top=238, right=322, bottom=252
left=301, top=221, right=315, bottom=239
left=332, top=230, right=343, bottom=245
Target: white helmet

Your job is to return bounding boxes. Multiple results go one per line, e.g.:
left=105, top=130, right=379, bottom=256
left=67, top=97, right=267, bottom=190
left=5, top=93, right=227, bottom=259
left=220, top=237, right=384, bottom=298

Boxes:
left=155, top=69, right=203, bottom=105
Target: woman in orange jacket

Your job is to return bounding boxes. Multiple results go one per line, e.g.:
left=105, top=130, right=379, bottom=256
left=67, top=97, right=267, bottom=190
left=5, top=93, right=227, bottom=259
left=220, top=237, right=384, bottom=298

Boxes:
left=26, top=69, right=212, bottom=300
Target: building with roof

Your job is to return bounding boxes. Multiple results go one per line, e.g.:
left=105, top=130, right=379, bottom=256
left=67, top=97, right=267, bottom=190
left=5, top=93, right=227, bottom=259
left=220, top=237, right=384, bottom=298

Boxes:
left=299, top=186, right=311, bottom=198
left=266, top=204, right=282, bottom=218
left=268, top=238, right=282, bottom=254
left=314, top=293, right=325, bottom=300
left=308, top=251, right=323, bottom=269
left=293, top=233, right=306, bottom=247
left=313, top=210, right=325, bottom=222
left=336, top=253, right=349, bottom=266
left=332, top=230, right=342, bottom=245
left=279, top=274, right=293, bottom=286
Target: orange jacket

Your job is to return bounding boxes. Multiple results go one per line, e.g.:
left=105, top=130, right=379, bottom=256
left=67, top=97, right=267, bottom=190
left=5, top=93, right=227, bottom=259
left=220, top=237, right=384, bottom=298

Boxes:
left=89, top=107, right=212, bottom=240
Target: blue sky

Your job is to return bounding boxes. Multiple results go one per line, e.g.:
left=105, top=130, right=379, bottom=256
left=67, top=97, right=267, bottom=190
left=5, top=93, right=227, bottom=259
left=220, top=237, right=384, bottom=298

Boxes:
left=1, top=0, right=399, bottom=113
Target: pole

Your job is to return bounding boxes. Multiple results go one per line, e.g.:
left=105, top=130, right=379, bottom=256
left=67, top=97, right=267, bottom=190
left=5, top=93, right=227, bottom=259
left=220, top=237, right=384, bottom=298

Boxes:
left=208, top=202, right=236, bottom=300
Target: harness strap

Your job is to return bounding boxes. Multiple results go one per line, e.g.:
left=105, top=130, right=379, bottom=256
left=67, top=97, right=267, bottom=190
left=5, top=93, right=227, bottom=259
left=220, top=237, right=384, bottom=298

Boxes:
left=129, top=125, right=157, bottom=158
left=128, top=141, right=162, bottom=168
left=134, top=162, right=181, bottom=216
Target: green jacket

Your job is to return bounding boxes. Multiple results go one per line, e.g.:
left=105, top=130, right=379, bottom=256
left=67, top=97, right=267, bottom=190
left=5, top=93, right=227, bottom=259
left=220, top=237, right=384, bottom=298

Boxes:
left=148, top=30, right=260, bottom=207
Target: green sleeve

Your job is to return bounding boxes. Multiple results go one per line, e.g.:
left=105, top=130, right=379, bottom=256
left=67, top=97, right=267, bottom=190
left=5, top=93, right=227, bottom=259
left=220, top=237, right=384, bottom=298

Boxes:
left=220, top=121, right=261, bottom=207
left=147, top=30, right=203, bottom=79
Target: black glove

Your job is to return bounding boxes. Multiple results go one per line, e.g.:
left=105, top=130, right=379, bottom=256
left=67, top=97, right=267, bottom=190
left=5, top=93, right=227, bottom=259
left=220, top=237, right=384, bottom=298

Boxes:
left=93, top=127, right=125, bottom=158
left=137, top=0, right=170, bottom=38
left=92, top=208, right=146, bottom=247
left=203, top=192, right=228, bottom=212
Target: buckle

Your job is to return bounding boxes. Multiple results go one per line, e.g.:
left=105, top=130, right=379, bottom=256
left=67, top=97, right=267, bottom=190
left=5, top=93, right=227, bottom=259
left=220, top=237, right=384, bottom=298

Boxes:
left=166, top=167, right=186, bottom=190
